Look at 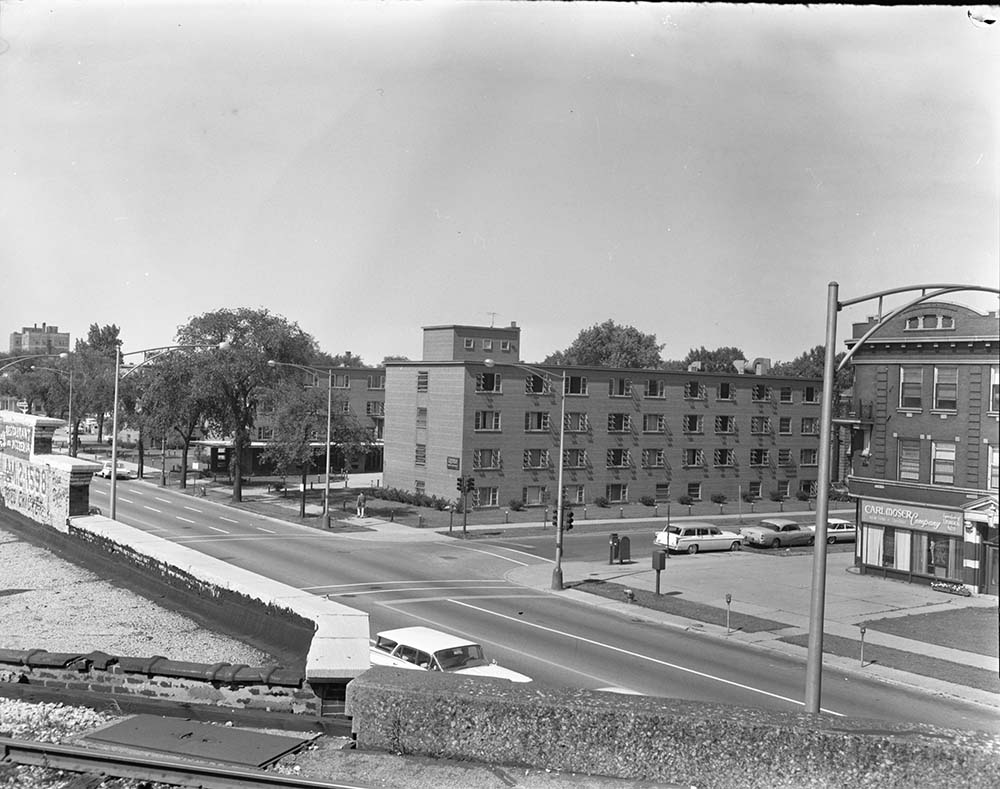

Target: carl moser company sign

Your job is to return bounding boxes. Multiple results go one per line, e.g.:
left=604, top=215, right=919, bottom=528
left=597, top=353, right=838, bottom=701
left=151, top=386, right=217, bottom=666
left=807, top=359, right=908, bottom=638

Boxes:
left=862, top=501, right=962, bottom=535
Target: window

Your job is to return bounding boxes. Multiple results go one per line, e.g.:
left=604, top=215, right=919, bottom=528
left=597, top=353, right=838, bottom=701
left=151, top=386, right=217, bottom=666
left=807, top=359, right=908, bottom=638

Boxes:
left=933, top=367, right=958, bottom=410
left=367, top=374, right=385, bottom=390
left=683, top=448, right=705, bottom=467
left=474, top=487, right=499, bottom=508
left=904, top=313, right=956, bottom=331
left=340, top=401, right=351, bottom=414
left=899, top=367, right=922, bottom=409
left=416, top=407, right=427, bottom=428
left=475, top=411, right=501, bottom=431
left=332, top=373, right=350, bottom=389
left=417, top=371, right=429, bottom=392
left=715, top=415, right=735, bottom=434
left=778, top=416, right=792, bottom=435
left=750, top=449, right=769, bottom=466
left=463, top=338, right=475, bottom=350
left=988, top=445, right=999, bottom=491
left=522, top=486, right=547, bottom=506
left=898, top=439, right=921, bottom=481
left=609, top=377, right=632, bottom=397
left=654, top=483, right=670, bottom=501
left=642, top=448, right=665, bottom=468
left=803, top=386, right=819, bottom=404
left=523, top=449, right=550, bottom=469
left=779, top=387, right=793, bottom=404
left=414, top=480, right=425, bottom=495
left=751, top=416, right=771, bottom=434
left=482, top=339, right=493, bottom=351
left=563, top=448, right=587, bottom=469
left=990, top=366, right=999, bottom=413
left=717, top=382, right=734, bottom=401
left=800, top=448, right=818, bottom=466
left=371, top=421, right=384, bottom=440
left=564, top=376, right=588, bottom=395
left=566, top=484, right=586, bottom=504
left=476, top=372, right=502, bottom=393
left=931, top=441, right=955, bottom=485
left=682, top=414, right=703, bottom=433
left=645, top=379, right=666, bottom=398
left=564, top=412, right=589, bottom=432
left=686, top=482, right=702, bottom=501
left=713, top=448, right=735, bottom=467
left=801, top=417, right=819, bottom=435
left=607, top=413, right=631, bottom=432
left=366, top=401, right=385, bottom=416
left=776, top=480, right=790, bottom=498
left=643, top=414, right=665, bottom=433
left=915, top=532, right=961, bottom=579
left=525, top=374, right=550, bottom=394
left=524, top=412, right=550, bottom=432
left=800, top=480, right=817, bottom=498
left=500, top=340, right=511, bottom=352
left=748, top=481, right=762, bottom=499
left=414, top=444, right=426, bottom=466
left=606, top=483, right=629, bottom=503
left=778, top=449, right=793, bottom=466
left=606, top=448, right=631, bottom=468
left=683, top=380, right=705, bottom=399
left=473, top=448, right=501, bottom=469
left=256, top=426, right=274, bottom=440
left=751, top=384, right=771, bottom=402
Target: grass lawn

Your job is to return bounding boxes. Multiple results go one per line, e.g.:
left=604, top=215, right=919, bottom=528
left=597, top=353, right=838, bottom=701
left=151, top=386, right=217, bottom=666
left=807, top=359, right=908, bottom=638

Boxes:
left=861, top=606, right=999, bottom=658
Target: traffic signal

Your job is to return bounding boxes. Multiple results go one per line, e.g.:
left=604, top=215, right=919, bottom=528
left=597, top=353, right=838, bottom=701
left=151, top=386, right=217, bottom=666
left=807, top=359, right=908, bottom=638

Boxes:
left=465, top=476, right=476, bottom=493
left=456, top=477, right=465, bottom=493
left=564, top=509, right=574, bottom=531
left=552, top=509, right=559, bottom=528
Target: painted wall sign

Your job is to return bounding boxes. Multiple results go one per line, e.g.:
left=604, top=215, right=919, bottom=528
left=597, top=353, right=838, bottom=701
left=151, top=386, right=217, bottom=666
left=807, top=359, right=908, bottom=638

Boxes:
left=861, top=500, right=963, bottom=535
left=0, top=416, right=34, bottom=460
left=446, top=456, right=460, bottom=470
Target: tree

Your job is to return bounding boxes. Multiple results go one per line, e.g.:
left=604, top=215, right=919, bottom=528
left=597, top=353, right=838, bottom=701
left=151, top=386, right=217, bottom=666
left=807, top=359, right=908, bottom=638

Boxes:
left=72, top=326, right=120, bottom=444
left=542, top=320, right=664, bottom=368
left=772, top=345, right=853, bottom=393
left=678, top=346, right=748, bottom=373
left=175, top=308, right=317, bottom=502
left=381, top=355, right=411, bottom=364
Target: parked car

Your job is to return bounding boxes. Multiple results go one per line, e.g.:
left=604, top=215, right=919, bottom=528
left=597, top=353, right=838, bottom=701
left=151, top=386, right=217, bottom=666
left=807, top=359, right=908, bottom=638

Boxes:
left=654, top=522, right=742, bottom=554
left=741, top=518, right=815, bottom=548
left=822, top=518, right=857, bottom=544
left=369, top=626, right=531, bottom=683
left=96, top=461, right=132, bottom=479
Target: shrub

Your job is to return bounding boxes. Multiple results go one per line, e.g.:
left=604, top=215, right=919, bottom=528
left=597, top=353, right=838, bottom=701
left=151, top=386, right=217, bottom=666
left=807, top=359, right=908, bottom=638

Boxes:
left=678, top=495, right=694, bottom=506
left=639, top=495, right=656, bottom=507
left=710, top=493, right=727, bottom=505
left=769, top=490, right=785, bottom=502
left=796, top=490, right=811, bottom=502
left=741, top=491, right=756, bottom=503
left=594, top=496, right=609, bottom=508
left=509, top=499, right=524, bottom=511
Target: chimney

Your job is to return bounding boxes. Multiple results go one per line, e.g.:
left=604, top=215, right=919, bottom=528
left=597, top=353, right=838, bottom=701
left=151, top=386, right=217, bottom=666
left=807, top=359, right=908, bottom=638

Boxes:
left=753, top=358, right=772, bottom=376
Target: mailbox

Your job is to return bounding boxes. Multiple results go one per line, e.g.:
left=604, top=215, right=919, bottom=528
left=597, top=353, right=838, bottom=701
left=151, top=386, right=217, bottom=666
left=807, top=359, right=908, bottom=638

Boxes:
left=652, top=550, right=666, bottom=571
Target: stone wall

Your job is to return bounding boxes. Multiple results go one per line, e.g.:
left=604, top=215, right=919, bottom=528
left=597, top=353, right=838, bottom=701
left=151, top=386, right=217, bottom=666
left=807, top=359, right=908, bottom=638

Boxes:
left=346, top=667, right=1000, bottom=789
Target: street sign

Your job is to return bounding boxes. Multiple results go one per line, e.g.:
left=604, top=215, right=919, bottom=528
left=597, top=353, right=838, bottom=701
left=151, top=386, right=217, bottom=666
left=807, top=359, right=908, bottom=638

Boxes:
left=16, top=400, right=28, bottom=414
left=446, top=456, right=460, bottom=470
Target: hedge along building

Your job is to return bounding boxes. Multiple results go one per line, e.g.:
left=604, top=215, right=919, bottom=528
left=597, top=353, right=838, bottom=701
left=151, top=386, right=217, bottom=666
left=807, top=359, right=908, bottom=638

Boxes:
left=382, top=324, right=825, bottom=510
left=844, top=301, right=999, bottom=596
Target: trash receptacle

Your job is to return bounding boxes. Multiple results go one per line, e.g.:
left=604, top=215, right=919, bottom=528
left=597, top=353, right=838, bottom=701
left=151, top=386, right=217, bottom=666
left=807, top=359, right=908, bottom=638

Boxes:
left=609, top=533, right=620, bottom=564
left=618, top=535, right=631, bottom=564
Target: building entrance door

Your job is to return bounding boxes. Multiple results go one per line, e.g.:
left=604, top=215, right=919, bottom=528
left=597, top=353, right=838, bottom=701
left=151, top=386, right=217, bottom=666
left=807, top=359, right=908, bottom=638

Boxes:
left=985, top=545, right=999, bottom=596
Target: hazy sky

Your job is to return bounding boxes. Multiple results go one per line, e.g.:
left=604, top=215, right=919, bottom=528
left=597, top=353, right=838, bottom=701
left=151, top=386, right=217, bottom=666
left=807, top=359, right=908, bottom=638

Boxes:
left=2, top=2, right=997, bottom=365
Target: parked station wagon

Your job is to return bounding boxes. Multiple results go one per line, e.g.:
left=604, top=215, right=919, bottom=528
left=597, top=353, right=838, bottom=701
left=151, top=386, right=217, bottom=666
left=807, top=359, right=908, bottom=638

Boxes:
left=370, top=626, right=531, bottom=682
left=654, top=522, right=743, bottom=554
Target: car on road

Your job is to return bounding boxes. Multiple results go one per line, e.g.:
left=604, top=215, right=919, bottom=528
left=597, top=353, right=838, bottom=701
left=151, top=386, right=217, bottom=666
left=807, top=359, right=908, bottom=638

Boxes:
left=654, top=522, right=742, bottom=554
left=369, top=626, right=531, bottom=683
left=822, top=518, right=856, bottom=544
left=96, top=461, right=132, bottom=479
left=741, top=518, right=814, bottom=548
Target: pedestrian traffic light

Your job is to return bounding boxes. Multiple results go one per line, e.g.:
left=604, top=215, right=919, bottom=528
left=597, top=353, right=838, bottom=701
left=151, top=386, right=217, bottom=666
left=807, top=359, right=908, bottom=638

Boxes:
left=465, top=476, right=476, bottom=493
left=456, top=477, right=465, bottom=493
left=564, top=509, right=574, bottom=531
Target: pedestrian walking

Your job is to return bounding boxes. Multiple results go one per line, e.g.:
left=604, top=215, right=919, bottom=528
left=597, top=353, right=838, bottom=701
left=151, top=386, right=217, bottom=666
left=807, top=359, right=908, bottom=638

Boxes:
left=356, top=491, right=367, bottom=518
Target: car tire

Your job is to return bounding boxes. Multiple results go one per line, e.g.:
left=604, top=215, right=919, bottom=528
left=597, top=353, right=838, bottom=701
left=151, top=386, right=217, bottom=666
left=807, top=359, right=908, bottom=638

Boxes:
left=730, top=541, right=741, bottom=551
left=771, top=538, right=781, bottom=549
left=827, top=536, right=836, bottom=545
left=807, top=536, right=815, bottom=546
left=687, top=544, right=699, bottom=555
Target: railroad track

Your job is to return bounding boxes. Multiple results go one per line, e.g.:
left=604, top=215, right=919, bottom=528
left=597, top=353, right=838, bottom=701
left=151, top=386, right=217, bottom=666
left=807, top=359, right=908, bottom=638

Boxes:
left=0, top=736, right=366, bottom=789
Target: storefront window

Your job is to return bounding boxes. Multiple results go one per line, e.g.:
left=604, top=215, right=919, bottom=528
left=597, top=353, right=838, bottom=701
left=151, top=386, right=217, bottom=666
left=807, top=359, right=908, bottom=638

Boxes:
left=912, top=532, right=962, bottom=579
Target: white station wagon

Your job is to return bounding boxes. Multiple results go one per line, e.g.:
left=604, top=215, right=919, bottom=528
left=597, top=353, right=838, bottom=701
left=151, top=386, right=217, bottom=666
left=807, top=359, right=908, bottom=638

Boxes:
left=654, top=522, right=743, bottom=554
left=370, top=626, right=531, bottom=683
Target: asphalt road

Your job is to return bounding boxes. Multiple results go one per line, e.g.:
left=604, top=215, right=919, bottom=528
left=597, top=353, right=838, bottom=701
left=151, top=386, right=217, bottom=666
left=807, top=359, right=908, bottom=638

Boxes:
left=89, top=477, right=999, bottom=734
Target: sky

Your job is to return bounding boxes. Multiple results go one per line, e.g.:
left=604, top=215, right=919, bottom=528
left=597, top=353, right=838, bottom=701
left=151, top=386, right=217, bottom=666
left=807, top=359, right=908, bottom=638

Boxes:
left=1, top=1, right=997, bottom=366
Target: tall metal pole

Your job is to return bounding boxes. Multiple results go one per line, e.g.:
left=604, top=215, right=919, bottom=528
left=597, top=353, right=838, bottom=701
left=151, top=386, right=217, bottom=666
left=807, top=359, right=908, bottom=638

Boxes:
left=323, top=369, right=333, bottom=528
left=804, top=281, right=839, bottom=713
left=109, top=347, right=122, bottom=520
left=552, top=370, right=567, bottom=591
left=67, top=368, right=75, bottom=457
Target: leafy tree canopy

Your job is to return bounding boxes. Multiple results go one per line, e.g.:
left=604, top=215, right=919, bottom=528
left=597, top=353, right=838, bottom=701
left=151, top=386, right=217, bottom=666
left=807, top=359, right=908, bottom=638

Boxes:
left=675, top=346, right=747, bottom=374
left=773, top=345, right=853, bottom=391
left=313, top=350, right=370, bottom=368
left=77, top=323, right=121, bottom=357
left=381, top=355, right=411, bottom=364
left=542, top=320, right=664, bottom=368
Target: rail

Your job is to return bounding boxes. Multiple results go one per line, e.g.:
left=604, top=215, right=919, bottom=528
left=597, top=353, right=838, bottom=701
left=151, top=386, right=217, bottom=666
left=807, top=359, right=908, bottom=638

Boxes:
left=0, top=736, right=365, bottom=789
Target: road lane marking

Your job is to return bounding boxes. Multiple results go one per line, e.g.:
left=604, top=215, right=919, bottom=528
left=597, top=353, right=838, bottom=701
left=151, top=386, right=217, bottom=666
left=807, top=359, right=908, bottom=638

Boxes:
left=154, top=497, right=171, bottom=503
left=208, top=526, right=230, bottom=534
left=143, top=506, right=162, bottom=513
left=455, top=546, right=530, bottom=566
left=449, top=599, right=845, bottom=716
left=326, top=586, right=517, bottom=598
left=183, top=506, right=203, bottom=513
left=255, top=526, right=276, bottom=533
left=120, top=497, right=134, bottom=504
left=176, top=516, right=196, bottom=524
left=308, top=579, right=503, bottom=591
left=219, top=517, right=239, bottom=524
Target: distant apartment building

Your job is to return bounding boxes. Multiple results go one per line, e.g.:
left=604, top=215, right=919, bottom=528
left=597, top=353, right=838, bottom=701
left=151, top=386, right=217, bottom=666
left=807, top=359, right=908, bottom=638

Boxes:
left=9, top=323, right=71, bottom=355
left=844, top=301, right=999, bottom=595
left=383, top=324, right=824, bottom=510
